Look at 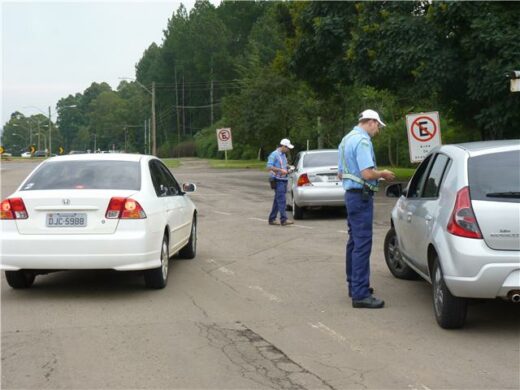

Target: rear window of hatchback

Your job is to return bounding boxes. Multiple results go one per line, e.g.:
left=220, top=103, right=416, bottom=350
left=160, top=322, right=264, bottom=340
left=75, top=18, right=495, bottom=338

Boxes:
left=21, top=160, right=141, bottom=191
left=468, top=150, right=520, bottom=203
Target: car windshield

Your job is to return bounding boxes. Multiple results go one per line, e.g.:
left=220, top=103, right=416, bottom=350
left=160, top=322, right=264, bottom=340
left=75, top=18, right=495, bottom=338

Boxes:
left=468, top=150, right=520, bottom=202
left=21, top=160, right=141, bottom=190
left=302, top=151, right=338, bottom=168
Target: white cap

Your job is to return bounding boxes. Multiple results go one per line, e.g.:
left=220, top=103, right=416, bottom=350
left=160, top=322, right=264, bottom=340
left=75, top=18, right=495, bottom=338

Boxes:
left=280, top=138, right=294, bottom=149
left=359, top=109, right=386, bottom=127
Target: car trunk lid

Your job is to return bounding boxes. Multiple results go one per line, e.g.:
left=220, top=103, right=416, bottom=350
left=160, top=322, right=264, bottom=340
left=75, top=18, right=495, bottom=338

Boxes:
left=472, top=201, right=520, bottom=250
left=14, top=190, right=136, bottom=235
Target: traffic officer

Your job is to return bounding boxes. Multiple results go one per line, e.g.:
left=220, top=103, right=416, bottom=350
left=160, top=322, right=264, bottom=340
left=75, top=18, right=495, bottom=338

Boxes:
left=266, top=138, right=294, bottom=226
left=338, top=109, right=395, bottom=308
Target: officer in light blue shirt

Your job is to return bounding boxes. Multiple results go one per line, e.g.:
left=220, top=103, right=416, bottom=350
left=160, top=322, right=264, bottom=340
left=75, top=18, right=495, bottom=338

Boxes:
left=338, top=109, right=395, bottom=309
left=266, top=138, right=294, bottom=226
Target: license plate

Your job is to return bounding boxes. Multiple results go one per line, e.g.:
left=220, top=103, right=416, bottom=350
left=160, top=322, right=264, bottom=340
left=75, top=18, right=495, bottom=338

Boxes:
left=322, top=174, right=339, bottom=182
left=46, top=213, right=87, bottom=227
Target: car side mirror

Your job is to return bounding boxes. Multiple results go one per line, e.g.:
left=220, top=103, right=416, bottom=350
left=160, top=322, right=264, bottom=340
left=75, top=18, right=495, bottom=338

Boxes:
left=385, top=183, right=404, bottom=198
left=182, top=183, right=196, bottom=193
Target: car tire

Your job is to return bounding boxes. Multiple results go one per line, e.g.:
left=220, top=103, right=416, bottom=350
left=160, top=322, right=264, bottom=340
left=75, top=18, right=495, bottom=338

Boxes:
left=179, top=216, right=197, bottom=259
left=384, top=228, right=419, bottom=280
left=144, top=235, right=169, bottom=289
left=292, top=194, right=304, bottom=220
left=432, top=258, right=467, bottom=329
left=5, top=270, right=35, bottom=289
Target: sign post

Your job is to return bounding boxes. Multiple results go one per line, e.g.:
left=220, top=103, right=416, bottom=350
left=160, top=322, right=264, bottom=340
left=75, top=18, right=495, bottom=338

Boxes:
left=406, top=112, right=442, bottom=163
left=216, top=128, right=233, bottom=162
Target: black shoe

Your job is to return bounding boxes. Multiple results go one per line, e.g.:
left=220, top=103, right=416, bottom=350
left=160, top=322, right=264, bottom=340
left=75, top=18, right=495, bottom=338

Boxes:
left=352, top=296, right=385, bottom=309
left=349, top=287, right=374, bottom=298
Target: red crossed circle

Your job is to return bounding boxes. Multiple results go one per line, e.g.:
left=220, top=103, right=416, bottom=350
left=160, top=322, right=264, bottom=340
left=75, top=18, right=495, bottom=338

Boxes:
left=218, top=129, right=231, bottom=141
left=411, top=116, right=437, bottom=142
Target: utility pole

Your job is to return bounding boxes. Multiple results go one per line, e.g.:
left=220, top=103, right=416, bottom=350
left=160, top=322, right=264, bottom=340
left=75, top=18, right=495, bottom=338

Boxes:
left=144, top=119, right=147, bottom=155
left=175, top=66, right=181, bottom=155
left=210, top=62, right=214, bottom=126
left=48, top=106, right=52, bottom=156
left=210, top=71, right=214, bottom=126
left=148, top=119, right=151, bottom=154
left=151, top=82, right=157, bottom=156
left=317, top=116, right=323, bottom=149
left=182, top=75, right=185, bottom=136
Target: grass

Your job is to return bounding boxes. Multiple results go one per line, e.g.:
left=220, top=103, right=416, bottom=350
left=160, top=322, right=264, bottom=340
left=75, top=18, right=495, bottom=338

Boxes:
left=206, top=159, right=415, bottom=180
left=208, top=159, right=266, bottom=169
left=379, top=166, right=415, bottom=182
left=162, top=158, right=182, bottom=168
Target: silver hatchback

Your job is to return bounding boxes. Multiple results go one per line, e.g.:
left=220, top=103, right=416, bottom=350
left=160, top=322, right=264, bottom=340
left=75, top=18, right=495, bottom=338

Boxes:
left=384, top=140, right=520, bottom=328
left=288, top=149, right=345, bottom=219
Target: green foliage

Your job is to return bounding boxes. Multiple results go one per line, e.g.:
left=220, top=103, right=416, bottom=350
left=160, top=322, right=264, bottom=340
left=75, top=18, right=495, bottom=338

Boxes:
left=4, top=1, right=517, bottom=160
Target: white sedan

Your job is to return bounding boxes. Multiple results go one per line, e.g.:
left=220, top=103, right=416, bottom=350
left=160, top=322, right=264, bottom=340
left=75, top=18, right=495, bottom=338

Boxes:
left=0, top=153, right=197, bottom=289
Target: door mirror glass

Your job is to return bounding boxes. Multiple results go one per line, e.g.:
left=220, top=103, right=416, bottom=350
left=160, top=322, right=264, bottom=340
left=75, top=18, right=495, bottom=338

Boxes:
left=386, top=183, right=403, bottom=198
left=182, top=183, right=196, bottom=193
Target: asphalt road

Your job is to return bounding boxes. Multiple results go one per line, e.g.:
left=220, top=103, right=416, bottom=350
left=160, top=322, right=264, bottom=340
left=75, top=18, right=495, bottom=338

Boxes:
left=1, top=158, right=519, bottom=389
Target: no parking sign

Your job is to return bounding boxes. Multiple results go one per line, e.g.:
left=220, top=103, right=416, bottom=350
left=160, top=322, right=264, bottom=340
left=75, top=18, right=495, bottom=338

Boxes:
left=216, top=128, right=233, bottom=151
left=406, top=112, right=442, bottom=163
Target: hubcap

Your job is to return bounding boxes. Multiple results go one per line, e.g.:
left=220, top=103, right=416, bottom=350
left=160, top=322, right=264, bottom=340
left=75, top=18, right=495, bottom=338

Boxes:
left=434, top=266, right=444, bottom=315
left=192, top=221, right=197, bottom=250
left=388, top=235, right=404, bottom=270
left=161, top=240, right=168, bottom=280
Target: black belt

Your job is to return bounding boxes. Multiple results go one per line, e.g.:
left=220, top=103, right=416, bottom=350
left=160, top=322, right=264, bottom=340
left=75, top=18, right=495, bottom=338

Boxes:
left=347, top=188, right=374, bottom=195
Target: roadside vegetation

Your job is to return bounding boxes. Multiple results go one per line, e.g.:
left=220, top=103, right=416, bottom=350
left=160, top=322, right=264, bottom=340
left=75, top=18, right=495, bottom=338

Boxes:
left=2, top=1, right=518, bottom=170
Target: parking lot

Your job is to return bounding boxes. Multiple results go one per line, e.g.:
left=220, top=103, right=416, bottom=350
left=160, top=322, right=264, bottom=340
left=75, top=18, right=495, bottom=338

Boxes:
left=1, top=158, right=519, bottom=389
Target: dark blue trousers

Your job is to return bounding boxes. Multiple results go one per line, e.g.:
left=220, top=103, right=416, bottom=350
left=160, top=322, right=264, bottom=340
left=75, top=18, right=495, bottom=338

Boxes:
left=345, top=191, right=374, bottom=300
left=269, top=180, right=288, bottom=222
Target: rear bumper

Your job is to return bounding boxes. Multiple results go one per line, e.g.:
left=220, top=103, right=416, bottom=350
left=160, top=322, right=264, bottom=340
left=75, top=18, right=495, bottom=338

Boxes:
left=445, top=266, right=520, bottom=298
left=0, top=227, right=162, bottom=271
left=293, top=186, right=345, bottom=207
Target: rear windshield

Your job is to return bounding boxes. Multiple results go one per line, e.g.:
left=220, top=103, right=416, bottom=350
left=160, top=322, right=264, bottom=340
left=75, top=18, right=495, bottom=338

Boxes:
left=303, top=151, right=338, bottom=168
left=21, top=161, right=141, bottom=191
left=468, top=150, right=520, bottom=203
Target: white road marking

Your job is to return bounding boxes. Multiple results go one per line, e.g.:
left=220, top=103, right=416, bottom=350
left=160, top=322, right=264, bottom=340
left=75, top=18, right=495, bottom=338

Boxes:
left=214, top=211, right=232, bottom=215
left=249, top=217, right=267, bottom=222
left=308, top=322, right=362, bottom=352
left=292, top=224, right=313, bottom=229
left=206, top=259, right=235, bottom=276
left=249, top=285, right=282, bottom=302
left=219, top=267, right=235, bottom=275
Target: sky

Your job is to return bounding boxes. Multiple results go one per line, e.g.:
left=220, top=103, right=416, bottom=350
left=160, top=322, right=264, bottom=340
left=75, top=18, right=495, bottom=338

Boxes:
left=1, top=0, right=220, bottom=128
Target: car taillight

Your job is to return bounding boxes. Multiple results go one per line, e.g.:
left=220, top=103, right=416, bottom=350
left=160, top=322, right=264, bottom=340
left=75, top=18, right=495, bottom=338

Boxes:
left=105, top=197, right=146, bottom=219
left=1, top=198, right=29, bottom=220
left=297, top=173, right=312, bottom=187
left=447, top=187, right=482, bottom=239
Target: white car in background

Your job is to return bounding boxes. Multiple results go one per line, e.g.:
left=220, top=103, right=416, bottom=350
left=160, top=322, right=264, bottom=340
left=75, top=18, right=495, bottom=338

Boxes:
left=384, top=140, right=520, bottom=328
left=21, top=151, right=32, bottom=158
left=288, top=149, right=345, bottom=219
left=0, top=154, right=197, bottom=289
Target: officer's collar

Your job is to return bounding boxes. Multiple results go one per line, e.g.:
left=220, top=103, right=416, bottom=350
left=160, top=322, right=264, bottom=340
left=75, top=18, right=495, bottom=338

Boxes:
left=353, top=126, right=370, bottom=138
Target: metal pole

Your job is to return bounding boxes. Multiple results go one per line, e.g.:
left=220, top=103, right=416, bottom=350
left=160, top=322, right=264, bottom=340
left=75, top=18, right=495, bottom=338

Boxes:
left=151, top=82, right=156, bottom=156
left=144, top=119, right=147, bottom=154
left=175, top=66, right=180, bottom=154
left=48, top=106, right=52, bottom=156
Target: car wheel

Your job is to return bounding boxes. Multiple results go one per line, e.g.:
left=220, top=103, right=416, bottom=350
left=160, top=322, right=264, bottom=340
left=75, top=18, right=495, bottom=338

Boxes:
left=179, top=216, right=197, bottom=259
left=432, top=258, right=467, bottom=329
left=292, top=193, right=304, bottom=220
left=144, top=235, right=169, bottom=289
left=384, top=228, right=419, bottom=280
left=5, top=270, right=35, bottom=289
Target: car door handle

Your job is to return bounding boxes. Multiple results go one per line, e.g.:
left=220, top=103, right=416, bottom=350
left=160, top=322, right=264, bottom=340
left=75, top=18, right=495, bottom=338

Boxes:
left=425, top=215, right=433, bottom=223
left=406, top=212, right=412, bottom=222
